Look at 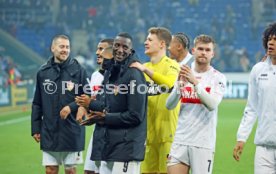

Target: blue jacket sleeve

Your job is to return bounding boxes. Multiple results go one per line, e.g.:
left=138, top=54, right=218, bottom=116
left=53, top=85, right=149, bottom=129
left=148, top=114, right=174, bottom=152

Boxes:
left=31, top=73, right=43, bottom=136
left=89, top=93, right=105, bottom=112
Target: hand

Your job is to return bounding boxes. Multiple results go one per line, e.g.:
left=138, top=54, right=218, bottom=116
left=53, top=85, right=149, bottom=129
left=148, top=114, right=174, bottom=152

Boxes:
left=87, top=111, right=106, bottom=123
left=79, top=116, right=96, bottom=126
left=233, top=141, right=245, bottom=161
left=179, top=65, right=198, bottom=85
left=91, top=95, right=97, bottom=100
left=130, top=62, right=145, bottom=72
left=80, top=111, right=106, bottom=126
left=60, top=106, right=71, bottom=119
left=76, top=106, right=87, bottom=123
left=178, top=73, right=188, bottom=87
left=33, top=133, right=40, bottom=143
left=75, top=94, right=91, bottom=109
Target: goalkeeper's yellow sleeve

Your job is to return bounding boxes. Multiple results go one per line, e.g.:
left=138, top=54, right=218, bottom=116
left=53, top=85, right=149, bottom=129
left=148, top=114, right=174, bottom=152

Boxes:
left=152, top=72, right=177, bottom=88
left=146, top=56, right=180, bottom=88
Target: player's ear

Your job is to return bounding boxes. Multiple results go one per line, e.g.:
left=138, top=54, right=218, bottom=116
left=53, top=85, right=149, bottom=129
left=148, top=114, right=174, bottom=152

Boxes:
left=178, top=42, right=182, bottom=50
left=160, top=40, right=166, bottom=49
left=212, top=51, right=215, bottom=58
left=50, top=44, right=55, bottom=53
left=191, top=47, right=195, bottom=54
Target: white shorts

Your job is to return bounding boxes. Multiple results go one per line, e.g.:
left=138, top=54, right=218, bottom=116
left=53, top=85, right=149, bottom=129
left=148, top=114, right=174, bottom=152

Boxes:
left=95, top=161, right=141, bottom=174
left=255, top=145, right=276, bottom=174
left=95, top=161, right=113, bottom=174
left=84, top=136, right=99, bottom=172
left=42, top=151, right=83, bottom=167
left=112, top=161, right=141, bottom=174
left=167, top=143, right=214, bottom=174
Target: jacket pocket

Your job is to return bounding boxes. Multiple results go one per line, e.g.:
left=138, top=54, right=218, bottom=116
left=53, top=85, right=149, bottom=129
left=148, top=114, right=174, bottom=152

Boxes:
left=107, top=128, right=127, bottom=144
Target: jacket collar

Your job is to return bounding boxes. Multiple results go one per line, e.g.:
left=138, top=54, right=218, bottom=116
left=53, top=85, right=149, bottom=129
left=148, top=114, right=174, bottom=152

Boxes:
left=112, top=52, right=140, bottom=76
left=41, top=56, right=80, bottom=77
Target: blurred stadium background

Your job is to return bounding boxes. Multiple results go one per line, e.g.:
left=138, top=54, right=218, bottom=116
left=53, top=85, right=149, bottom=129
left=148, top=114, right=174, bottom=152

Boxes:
left=0, top=0, right=274, bottom=173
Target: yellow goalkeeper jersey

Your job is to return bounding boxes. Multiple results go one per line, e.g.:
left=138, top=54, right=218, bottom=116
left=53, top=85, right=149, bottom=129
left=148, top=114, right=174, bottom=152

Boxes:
left=144, top=56, right=180, bottom=144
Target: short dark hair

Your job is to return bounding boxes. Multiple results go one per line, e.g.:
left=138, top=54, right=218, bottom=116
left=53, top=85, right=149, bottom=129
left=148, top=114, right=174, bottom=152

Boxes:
left=100, top=38, right=114, bottom=47
left=117, top=32, right=133, bottom=41
left=174, top=32, right=190, bottom=49
left=101, top=46, right=113, bottom=58
left=262, top=22, right=276, bottom=51
left=148, top=27, right=172, bottom=47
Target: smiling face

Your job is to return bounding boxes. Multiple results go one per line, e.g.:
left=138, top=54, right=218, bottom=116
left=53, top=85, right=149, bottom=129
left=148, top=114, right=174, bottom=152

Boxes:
left=267, top=35, right=276, bottom=58
left=51, top=37, right=70, bottom=63
left=113, top=36, right=132, bottom=62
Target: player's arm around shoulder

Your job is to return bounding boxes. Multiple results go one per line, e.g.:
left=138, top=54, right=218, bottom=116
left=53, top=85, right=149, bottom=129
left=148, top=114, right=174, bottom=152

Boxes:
left=128, top=66, right=147, bottom=95
left=151, top=59, right=180, bottom=88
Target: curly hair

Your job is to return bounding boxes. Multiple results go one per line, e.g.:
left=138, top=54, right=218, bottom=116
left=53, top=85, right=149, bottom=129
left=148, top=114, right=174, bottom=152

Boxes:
left=262, top=22, right=276, bottom=51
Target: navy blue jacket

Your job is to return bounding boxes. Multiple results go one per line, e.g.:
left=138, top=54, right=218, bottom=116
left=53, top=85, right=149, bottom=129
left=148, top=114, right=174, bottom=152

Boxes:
left=31, top=57, right=89, bottom=151
left=91, top=53, right=147, bottom=162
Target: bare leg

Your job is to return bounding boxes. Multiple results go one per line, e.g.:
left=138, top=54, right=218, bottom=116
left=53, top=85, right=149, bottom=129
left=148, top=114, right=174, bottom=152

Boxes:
left=65, top=166, right=76, bottom=174
left=46, top=166, right=59, bottom=174
left=167, top=163, right=190, bottom=174
left=84, top=170, right=97, bottom=174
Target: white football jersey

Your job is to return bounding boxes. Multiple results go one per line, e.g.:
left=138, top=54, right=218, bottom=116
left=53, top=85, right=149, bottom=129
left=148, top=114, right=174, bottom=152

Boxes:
left=179, top=52, right=193, bottom=66
left=84, top=70, right=105, bottom=172
left=90, top=70, right=104, bottom=96
left=169, top=65, right=226, bottom=151
left=237, top=57, right=276, bottom=146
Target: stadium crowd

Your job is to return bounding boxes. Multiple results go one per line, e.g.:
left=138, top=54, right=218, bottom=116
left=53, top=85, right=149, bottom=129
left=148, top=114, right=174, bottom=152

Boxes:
left=0, top=47, right=22, bottom=88
left=1, top=1, right=276, bottom=174
left=1, top=0, right=276, bottom=74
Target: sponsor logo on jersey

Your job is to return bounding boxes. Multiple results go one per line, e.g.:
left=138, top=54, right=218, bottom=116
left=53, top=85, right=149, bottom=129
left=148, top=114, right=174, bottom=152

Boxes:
left=260, top=73, right=268, bottom=77
left=258, top=73, right=269, bottom=80
left=92, top=85, right=102, bottom=91
left=181, top=86, right=211, bottom=104
left=258, top=77, right=268, bottom=80
left=169, top=65, right=178, bottom=71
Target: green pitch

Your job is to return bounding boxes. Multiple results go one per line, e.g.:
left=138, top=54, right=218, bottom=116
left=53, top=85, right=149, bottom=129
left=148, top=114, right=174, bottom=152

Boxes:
left=0, top=99, right=256, bottom=173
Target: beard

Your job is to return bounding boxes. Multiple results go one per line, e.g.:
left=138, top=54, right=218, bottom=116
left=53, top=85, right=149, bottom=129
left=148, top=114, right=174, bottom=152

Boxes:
left=55, top=54, right=68, bottom=63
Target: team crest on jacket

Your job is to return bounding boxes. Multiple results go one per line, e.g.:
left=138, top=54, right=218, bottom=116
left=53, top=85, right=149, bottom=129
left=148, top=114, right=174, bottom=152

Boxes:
left=66, top=81, right=75, bottom=91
